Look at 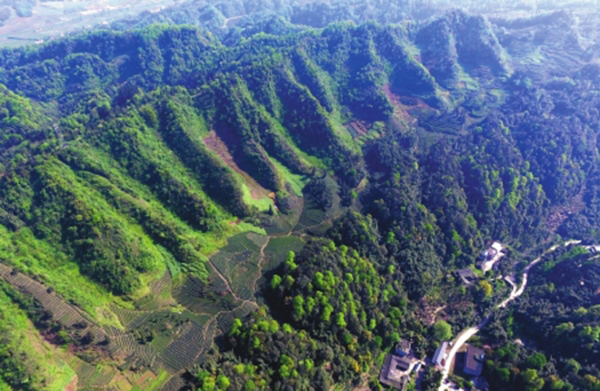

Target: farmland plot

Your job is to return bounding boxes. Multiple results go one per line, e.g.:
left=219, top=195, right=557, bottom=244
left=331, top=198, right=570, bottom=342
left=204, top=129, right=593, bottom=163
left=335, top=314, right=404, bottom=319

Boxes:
left=65, top=357, right=118, bottom=391
left=172, top=273, right=237, bottom=315
left=160, top=321, right=207, bottom=373
left=262, top=236, right=305, bottom=274
left=0, top=262, right=107, bottom=341
left=261, top=191, right=304, bottom=236
left=215, top=300, right=257, bottom=336
left=161, top=375, right=188, bottom=391
left=209, top=232, right=268, bottom=300
left=293, top=176, right=344, bottom=235
left=134, top=270, right=176, bottom=311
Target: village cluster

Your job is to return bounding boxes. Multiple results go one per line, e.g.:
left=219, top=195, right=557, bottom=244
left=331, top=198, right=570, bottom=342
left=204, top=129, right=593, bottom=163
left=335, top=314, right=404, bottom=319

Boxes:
left=379, top=242, right=505, bottom=390
left=379, top=338, right=485, bottom=391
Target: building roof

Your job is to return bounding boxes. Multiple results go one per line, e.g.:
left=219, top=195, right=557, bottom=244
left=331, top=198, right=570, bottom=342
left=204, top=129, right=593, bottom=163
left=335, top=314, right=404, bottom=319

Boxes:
left=432, top=341, right=448, bottom=365
left=379, top=355, right=411, bottom=390
left=412, top=362, right=422, bottom=373
left=392, top=356, right=411, bottom=372
left=464, top=345, right=485, bottom=376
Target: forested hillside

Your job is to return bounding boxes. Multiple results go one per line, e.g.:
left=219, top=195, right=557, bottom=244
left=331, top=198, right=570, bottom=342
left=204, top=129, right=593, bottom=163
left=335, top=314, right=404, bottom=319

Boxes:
left=0, top=3, right=598, bottom=390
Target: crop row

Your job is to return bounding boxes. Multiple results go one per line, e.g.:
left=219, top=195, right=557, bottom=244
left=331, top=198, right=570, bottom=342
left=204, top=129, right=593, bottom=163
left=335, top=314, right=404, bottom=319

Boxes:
left=160, top=322, right=206, bottom=373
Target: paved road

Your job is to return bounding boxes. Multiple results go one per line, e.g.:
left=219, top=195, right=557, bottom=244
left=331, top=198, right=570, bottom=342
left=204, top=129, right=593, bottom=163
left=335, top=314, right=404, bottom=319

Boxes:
left=437, top=240, right=582, bottom=390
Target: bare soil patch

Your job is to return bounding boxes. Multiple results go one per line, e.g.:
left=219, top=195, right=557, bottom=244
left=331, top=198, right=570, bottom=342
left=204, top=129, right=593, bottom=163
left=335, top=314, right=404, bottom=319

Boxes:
left=203, top=130, right=270, bottom=200
left=382, top=84, right=427, bottom=125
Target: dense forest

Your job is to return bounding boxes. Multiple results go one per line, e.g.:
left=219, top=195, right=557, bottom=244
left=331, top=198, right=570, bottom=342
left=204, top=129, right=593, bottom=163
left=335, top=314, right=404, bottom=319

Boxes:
left=0, top=1, right=598, bottom=390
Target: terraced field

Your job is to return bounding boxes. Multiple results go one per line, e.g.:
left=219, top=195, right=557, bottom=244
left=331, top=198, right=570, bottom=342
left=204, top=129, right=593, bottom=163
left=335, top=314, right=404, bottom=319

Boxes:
left=261, top=236, right=305, bottom=277
left=0, top=263, right=108, bottom=341
left=294, top=177, right=345, bottom=235
left=0, top=258, right=265, bottom=388
left=64, top=356, right=119, bottom=390
left=172, top=272, right=237, bottom=315
left=134, top=272, right=177, bottom=311
left=160, top=322, right=206, bottom=373
left=209, top=232, right=269, bottom=301
left=0, top=182, right=317, bottom=388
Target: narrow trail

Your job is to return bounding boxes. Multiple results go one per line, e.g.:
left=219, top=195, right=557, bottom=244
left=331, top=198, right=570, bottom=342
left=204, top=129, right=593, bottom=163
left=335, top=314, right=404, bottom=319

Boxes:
left=438, top=240, right=583, bottom=390
left=498, top=276, right=517, bottom=309
left=206, top=258, right=256, bottom=308
left=192, top=214, right=303, bottom=371
left=171, top=217, right=306, bottom=379
left=207, top=232, right=276, bottom=309
left=252, top=237, right=272, bottom=294
left=175, top=300, right=255, bottom=377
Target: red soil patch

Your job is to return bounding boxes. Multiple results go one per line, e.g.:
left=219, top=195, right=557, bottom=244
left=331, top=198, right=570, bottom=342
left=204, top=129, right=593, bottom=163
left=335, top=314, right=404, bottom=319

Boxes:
left=203, top=130, right=271, bottom=200
left=65, top=376, right=78, bottom=391
left=382, top=84, right=430, bottom=126
left=345, top=121, right=369, bottom=138
left=228, top=218, right=242, bottom=226
left=134, top=370, right=157, bottom=389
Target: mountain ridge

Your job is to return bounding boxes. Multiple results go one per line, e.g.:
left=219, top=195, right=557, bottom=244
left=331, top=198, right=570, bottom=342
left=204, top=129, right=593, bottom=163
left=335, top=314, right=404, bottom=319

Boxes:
left=0, top=7, right=599, bottom=391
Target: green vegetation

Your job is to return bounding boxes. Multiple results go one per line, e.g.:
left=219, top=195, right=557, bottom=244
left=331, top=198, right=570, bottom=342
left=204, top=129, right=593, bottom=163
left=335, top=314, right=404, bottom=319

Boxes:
left=0, top=287, right=75, bottom=390
left=482, top=247, right=600, bottom=391
left=0, top=3, right=599, bottom=390
left=433, top=320, right=453, bottom=342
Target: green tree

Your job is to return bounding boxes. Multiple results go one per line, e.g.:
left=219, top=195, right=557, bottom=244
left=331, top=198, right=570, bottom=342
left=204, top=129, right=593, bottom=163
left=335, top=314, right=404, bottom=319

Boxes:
left=336, top=312, right=347, bottom=328
left=271, top=274, right=282, bottom=290
left=521, top=369, right=544, bottom=391
left=565, top=358, right=580, bottom=374
left=229, top=318, right=243, bottom=337
left=285, top=251, right=297, bottom=271
left=548, top=375, right=565, bottom=390
left=244, top=380, right=256, bottom=391
left=321, top=304, right=334, bottom=322
left=202, top=377, right=216, bottom=391
left=526, top=352, right=547, bottom=370
left=497, top=367, right=510, bottom=383
left=293, top=295, right=305, bottom=321
left=432, top=320, right=452, bottom=342
left=217, top=374, right=230, bottom=390
left=479, top=280, right=493, bottom=297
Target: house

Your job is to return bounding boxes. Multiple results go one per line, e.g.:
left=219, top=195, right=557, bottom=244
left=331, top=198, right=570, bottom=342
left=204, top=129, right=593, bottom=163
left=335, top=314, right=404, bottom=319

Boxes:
left=464, top=345, right=485, bottom=377
left=456, top=269, right=477, bottom=286
left=432, top=341, right=448, bottom=366
left=478, top=241, right=505, bottom=272
left=379, top=354, right=412, bottom=390
left=412, top=362, right=422, bottom=373
left=394, top=339, right=412, bottom=357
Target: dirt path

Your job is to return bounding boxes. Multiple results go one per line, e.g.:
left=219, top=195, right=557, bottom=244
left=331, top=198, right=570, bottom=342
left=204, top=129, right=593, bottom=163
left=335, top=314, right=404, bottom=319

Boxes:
left=222, top=15, right=243, bottom=29
left=438, top=239, right=583, bottom=390
left=252, top=237, right=272, bottom=294
left=186, top=232, right=281, bottom=374
left=498, top=275, right=517, bottom=309
left=207, top=258, right=261, bottom=314
left=174, top=300, right=255, bottom=378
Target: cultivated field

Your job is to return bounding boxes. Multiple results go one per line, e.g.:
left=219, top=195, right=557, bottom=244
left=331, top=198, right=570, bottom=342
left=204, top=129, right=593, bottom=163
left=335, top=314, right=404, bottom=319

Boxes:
left=0, top=163, right=317, bottom=389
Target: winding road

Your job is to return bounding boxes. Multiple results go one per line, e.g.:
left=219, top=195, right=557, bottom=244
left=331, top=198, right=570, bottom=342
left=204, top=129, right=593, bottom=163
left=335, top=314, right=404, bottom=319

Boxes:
left=437, top=240, right=582, bottom=390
